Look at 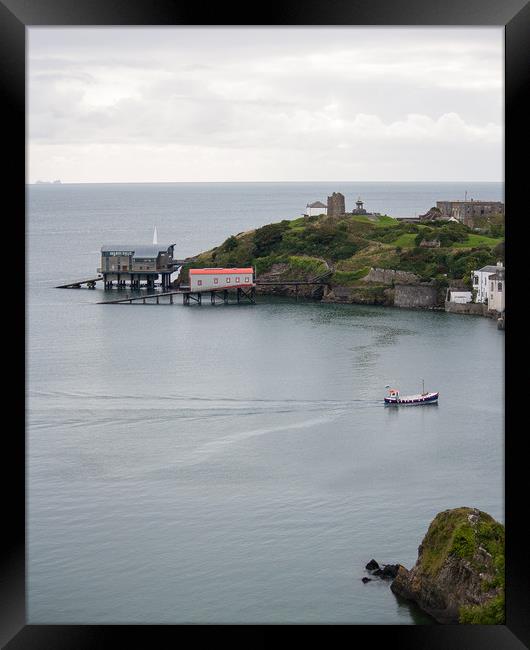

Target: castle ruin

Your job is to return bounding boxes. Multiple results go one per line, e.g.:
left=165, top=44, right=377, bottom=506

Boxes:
left=327, top=192, right=346, bottom=217
left=436, top=200, right=504, bottom=227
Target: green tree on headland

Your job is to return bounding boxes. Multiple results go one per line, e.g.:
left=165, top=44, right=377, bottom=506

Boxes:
left=188, top=212, right=504, bottom=288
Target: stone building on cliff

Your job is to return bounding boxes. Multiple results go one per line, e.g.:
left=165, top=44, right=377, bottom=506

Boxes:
left=436, top=200, right=504, bottom=227
left=304, top=201, right=328, bottom=217
left=327, top=192, right=346, bottom=217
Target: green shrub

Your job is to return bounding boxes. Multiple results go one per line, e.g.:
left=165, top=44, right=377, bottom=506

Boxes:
left=450, top=524, right=475, bottom=560
left=222, top=235, right=238, bottom=252
left=459, top=594, right=505, bottom=624
left=252, top=222, right=290, bottom=257
left=287, top=256, right=327, bottom=275
left=332, top=268, right=370, bottom=284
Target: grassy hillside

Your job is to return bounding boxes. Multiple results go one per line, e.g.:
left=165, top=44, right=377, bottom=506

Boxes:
left=184, top=212, right=504, bottom=288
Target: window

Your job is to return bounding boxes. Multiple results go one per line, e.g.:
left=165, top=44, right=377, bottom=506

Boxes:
left=491, top=282, right=494, bottom=291
left=214, top=278, right=219, bottom=284
left=226, top=277, right=231, bottom=283
left=235, top=277, right=240, bottom=283
left=197, top=280, right=202, bottom=286
left=498, top=283, right=502, bottom=291
left=473, top=276, right=479, bottom=285
left=245, top=277, right=249, bottom=283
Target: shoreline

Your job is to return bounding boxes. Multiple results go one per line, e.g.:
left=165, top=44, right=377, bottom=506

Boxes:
left=252, top=280, right=503, bottom=321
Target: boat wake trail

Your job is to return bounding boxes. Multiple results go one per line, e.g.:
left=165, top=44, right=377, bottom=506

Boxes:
left=28, top=389, right=380, bottom=432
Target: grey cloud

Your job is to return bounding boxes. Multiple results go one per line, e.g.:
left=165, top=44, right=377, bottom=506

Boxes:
left=28, top=26, right=503, bottom=182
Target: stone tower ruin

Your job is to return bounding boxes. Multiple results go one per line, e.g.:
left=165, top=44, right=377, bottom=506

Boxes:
left=327, top=192, right=345, bottom=217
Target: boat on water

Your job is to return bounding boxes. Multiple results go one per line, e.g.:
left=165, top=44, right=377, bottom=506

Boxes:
left=384, top=380, right=439, bottom=405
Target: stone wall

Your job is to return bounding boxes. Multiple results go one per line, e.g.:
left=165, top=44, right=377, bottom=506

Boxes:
left=321, top=284, right=393, bottom=305
left=362, top=267, right=419, bottom=285
left=394, top=284, right=440, bottom=309
left=444, top=301, right=487, bottom=316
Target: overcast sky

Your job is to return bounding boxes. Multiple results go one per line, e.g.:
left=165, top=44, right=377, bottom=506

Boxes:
left=28, top=27, right=504, bottom=183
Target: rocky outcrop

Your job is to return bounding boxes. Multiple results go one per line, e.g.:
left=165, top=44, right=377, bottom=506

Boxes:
left=254, top=263, right=324, bottom=299
left=390, top=507, right=505, bottom=624
left=251, top=263, right=470, bottom=313
left=362, top=559, right=403, bottom=583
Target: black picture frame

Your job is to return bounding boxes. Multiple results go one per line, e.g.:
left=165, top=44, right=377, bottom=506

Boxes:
left=3, top=0, right=528, bottom=647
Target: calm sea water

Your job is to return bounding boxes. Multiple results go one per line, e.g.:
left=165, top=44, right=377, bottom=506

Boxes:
left=27, top=182, right=504, bottom=624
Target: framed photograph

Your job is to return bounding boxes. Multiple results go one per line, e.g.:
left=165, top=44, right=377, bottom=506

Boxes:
left=3, top=0, right=528, bottom=646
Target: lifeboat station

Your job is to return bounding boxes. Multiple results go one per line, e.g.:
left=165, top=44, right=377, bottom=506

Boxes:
left=98, top=243, right=178, bottom=290
left=56, top=236, right=329, bottom=305
left=185, top=267, right=256, bottom=304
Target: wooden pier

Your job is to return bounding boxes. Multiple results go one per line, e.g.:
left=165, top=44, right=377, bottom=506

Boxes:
left=56, top=277, right=102, bottom=289
left=93, top=274, right=332, bottom=306
left=63, top=264, right=331, bottom=306
left=98, top=286, right=256, bottom=305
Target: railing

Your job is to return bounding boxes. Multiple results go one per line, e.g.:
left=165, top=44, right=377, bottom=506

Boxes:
left=98, top=266, right=175, bottom=273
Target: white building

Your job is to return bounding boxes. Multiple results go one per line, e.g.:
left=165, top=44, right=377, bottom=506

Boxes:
left=305, top=201, right=327, bottom=217
left=488, top=267, right=505, bottom=313
left=472, top=262, right=504, bottom=304
left=189, top=267, right=255, bottom=292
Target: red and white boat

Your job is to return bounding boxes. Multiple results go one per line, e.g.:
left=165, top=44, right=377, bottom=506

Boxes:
left=384, top=380, right=439, bottom=405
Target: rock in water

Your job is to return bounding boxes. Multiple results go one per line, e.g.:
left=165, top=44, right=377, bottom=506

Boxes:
left=361, top=577, right=372, bottom=584
left=380, top=564, right=400, bottom=579
left=390, top=507, right=505, bottom=624
left=365, top=559, right=380, bottom=571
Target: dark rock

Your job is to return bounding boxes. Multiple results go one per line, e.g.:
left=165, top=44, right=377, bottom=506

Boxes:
left=372, top=569, right=383, bottom=576
left=361, top=577, right=372, bottom=583
left=380, top=564, right=400, bottom=579
left=365, top=559, right=380, bottom=571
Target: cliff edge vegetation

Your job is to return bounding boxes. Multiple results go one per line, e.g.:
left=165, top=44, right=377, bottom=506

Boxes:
left=390, top=507, right=505, bottom=624
left=181, top=212, right=504, bottom=293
